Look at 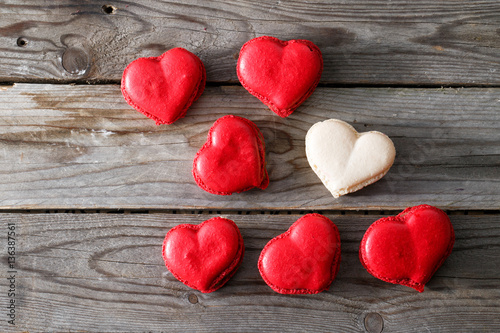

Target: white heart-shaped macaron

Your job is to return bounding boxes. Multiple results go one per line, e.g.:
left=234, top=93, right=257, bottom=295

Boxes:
left=305, top=119, right=396, bottom=198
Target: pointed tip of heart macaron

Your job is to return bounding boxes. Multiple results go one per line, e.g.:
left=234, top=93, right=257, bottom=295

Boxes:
left=393, top=279, right=425, bottom=292
left=413, top=284, right=425, bottom=293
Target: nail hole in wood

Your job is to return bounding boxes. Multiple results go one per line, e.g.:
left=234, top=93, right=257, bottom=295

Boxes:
left=188, top=294, right=198, bottom=304
left=17, top=37, right=27, bottom=47
left=102, top=5, right=116, bottom=14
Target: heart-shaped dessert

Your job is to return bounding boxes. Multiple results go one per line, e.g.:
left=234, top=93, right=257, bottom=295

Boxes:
left=360, top=205, right=455, bottom=292
left=237, top=36, right=323, bottom=118
left=121, top=48, right=206, bottom=125
left=162, top=217, right=244, bottom=293
left=258, top=214, right=341, bottom=294
left=306, top=119, right=396, bottom=198
left=193, top=115, right=269, bottom=195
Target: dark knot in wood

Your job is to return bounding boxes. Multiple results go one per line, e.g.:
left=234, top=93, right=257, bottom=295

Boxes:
left=364, top=312, right=384, bottom=333
left=188, top=293, right=198, bottom=304
left=62, top=47, right=89, bottom=76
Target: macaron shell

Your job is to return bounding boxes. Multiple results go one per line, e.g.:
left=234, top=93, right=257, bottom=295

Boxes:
left=360, top=205, right=455, bottom=292
left=306, top=119, right=396, bottom=198
left=193, top=115, right=269, bottom=195
left=121, top=47, right=206, bottom=125
left=258, top=213, right=341, bottom=294
left=237, top=36, right=323, bottom=117
left=162, top=217, right=244, bottom=293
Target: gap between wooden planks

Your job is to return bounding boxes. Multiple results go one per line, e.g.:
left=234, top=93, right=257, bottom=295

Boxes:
left=0, top=84, right=499, bottom=210
left=0, top=212, right=498, bottom=332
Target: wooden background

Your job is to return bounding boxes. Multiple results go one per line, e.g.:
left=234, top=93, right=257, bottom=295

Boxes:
left=0, top=1, right=499, bottom=332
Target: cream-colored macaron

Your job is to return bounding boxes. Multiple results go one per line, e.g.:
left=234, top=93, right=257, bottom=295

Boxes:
left=305, top=119, right=396, bottom=198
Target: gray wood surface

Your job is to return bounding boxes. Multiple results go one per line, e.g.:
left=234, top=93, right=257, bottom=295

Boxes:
left=1, top=1, right=499, bottom=331
left=0, top=213, right=498, bottom=332
left=1, top=83, right=499, bottom=210
left=0, top=1, right=499, bottom=85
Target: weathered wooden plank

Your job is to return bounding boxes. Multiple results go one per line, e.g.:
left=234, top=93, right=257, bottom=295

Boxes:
left=0, top=1, right=499, bottom=85
left=1, top=84, right=499, bottom=210
left=0, top=213, right=498, bottom=332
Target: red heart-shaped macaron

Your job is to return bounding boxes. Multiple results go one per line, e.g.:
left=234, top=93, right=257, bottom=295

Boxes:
left=237, top=36, right=323, bottom=118
left=258, top=214, right=341, bottom=294
left=360, top=205, right=455, bottom=292
left=121, top=48, right=206, bottom=125
left=162, top=217, right=244, bottom=293
left=193, top=115, right=269, bottom=195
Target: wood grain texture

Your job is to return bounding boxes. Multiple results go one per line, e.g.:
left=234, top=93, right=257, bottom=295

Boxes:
left=1, top=83, right=499, bottom=210
left=0, top=213, right=498, bottom=332
left=0, top=0, right=499, bottom=85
